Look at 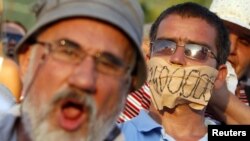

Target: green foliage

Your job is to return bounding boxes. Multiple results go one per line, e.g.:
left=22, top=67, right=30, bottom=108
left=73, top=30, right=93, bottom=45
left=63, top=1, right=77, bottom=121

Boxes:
left=4, top=0, right=212, bottom=30
left=140, top=0, right=212, bottom=23
left=4, top=0, right=35, bottom=30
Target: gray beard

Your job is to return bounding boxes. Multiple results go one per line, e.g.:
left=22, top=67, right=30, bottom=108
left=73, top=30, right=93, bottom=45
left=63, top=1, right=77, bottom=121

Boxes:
left=21, top=87, right=121, bottom=141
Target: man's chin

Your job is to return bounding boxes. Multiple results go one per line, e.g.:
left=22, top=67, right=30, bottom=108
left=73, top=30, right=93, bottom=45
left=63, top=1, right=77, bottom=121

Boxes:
left=33, top=124, right=90, bottom=141
left=29, top=116, right=112, bottom=141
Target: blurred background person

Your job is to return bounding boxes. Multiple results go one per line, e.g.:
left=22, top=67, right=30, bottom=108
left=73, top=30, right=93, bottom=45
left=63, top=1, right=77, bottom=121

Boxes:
left=208, top=0, right=250, bottom=124
left=0, top=0, right=22, bottom=104
left=2, top=20, right=26, bottom=59
left=119, top=0, right=250, bottom=125
left=120, top=2, right=230, bottom=140
left=210, top=0, right=250, bottom=105
left=0, top=0, right=16, bottom=111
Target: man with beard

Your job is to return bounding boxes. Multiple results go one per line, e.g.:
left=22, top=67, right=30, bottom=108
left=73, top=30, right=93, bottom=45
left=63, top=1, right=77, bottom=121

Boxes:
left=120, top=2, right=230, bottom=141
left=0, top=0, right=147, bottom=141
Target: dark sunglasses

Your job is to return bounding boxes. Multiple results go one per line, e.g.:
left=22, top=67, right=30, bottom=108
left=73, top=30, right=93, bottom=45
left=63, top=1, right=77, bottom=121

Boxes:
left=151, top=39, right=218, bottom=62
left=3, top=32, right=23, bottom=44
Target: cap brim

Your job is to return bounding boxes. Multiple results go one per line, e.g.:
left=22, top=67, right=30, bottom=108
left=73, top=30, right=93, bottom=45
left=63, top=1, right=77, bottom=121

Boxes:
left=220, top=16, right=250, bottom=36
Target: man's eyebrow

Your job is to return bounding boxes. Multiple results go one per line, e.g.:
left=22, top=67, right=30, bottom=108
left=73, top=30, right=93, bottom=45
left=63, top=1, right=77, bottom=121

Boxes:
left=155, top=37, right=176, bottom=42
left=240, top=34, right=250, bottom=42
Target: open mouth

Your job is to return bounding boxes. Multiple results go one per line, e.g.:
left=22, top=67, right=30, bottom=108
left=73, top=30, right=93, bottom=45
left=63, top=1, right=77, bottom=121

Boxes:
left=58, top=99, right=87, bottom=131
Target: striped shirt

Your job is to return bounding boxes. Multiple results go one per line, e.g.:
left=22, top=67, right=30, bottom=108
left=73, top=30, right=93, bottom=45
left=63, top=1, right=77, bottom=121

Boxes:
left=117, top=83, right=151, bottom=123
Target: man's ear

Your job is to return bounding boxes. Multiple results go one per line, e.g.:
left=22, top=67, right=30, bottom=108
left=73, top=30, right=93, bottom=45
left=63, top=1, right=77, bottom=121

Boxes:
left=214, top=64, right=228, bottom=89
left=130, top=75, right=137, bottom=92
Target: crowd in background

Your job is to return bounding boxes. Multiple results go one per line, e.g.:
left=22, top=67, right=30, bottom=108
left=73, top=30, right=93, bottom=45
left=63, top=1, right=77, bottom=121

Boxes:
left=0, top=0, right=250, bottom=141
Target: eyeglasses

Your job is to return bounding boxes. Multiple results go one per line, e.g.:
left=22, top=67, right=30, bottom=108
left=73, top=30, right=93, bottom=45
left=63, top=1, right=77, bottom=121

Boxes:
left=34, top=39, right=130, bottom=76
left=151, top=39, right=218, bottom=62
left=2, top=32, right=23, bottom=44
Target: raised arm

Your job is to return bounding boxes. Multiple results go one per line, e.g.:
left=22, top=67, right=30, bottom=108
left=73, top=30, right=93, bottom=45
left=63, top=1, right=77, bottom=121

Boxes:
left=208, top=82, right=250, bottom=124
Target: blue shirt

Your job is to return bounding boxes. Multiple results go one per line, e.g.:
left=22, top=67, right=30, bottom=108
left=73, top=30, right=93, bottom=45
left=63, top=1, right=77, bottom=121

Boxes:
left=118, top=110, right=208, bottom=141
left=118, top=110, right=163, bottom=141
left=0, top=84, right=15, bottom=112
left=0, top=105, right=20, bottom=141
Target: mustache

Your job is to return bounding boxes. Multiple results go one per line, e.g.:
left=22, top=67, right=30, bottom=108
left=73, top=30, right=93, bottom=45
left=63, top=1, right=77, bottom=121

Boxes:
left=52, top=88, right=92, bottom=104
left=48, top=87, right=97, bottom=119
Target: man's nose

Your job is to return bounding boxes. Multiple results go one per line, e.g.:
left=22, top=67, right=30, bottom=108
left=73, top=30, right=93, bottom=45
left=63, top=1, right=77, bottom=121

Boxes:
left=169, top=45, right=187, bottom=66
left=68, top=57, right=97, bottom=93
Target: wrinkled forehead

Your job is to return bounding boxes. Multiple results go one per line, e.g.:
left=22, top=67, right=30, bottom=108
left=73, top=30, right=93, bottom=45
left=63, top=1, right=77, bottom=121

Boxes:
left=157, top=15, right=217, bottom=47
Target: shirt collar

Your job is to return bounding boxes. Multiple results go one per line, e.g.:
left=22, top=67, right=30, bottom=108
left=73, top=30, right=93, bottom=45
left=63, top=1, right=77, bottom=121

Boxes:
left=131, top=109, right=162, bottom=132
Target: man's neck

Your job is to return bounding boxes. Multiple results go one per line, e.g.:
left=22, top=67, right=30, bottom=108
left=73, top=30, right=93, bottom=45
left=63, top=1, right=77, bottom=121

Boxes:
left=149, top=104, right=207, bottom=141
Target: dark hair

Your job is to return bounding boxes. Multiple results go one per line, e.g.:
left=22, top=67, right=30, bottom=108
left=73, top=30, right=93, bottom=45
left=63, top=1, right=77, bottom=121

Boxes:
left=149, top=2, right=230, bottom=66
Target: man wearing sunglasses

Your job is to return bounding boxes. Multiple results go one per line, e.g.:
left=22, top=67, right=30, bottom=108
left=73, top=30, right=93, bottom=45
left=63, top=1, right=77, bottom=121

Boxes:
left=0, top=0, right=147, bottom=141
left=118, top=0, right=250, bottom=126
left=2, top=20, right=26, bottom=59
left=0, top=21, right=25, bottom=102
left=120, top=2, right=229, bottom=141
left=0, top=18, right=22, bottom=104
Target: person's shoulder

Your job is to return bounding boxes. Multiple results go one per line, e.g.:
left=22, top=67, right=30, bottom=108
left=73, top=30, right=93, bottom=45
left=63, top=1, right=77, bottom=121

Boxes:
left=119, top=109, right=163, bottom=141
left=118, top=118, right=138, bottom=132
left=119, top=109, right=155, bottom=131
left=118, top=120, right=139, bottom=141
left=0, top=104, right=20, bottom=127
left=0, top=57, right=20, bottom=80
left=1, top=57, right=19, bottom=73
left=118, top=113, right=161, bottom=141
left=0, top=105, right=20, bottom=141
left=0, top=57, right=22, bottom=100
left=0, top=85, right=16, bottom=112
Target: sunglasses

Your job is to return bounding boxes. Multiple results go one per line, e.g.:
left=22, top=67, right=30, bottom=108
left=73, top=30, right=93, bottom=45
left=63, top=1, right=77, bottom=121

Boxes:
left=151, top=39, right=218, bottom=62
left=3, top=32, right=23, bottom=44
